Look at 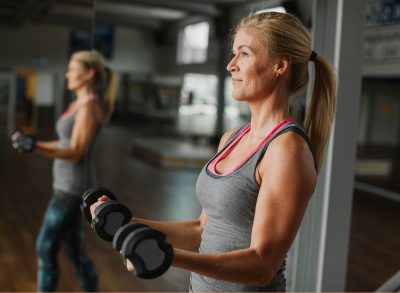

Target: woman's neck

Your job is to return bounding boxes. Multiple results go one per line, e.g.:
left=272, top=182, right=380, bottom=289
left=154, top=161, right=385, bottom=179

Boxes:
left=248, top=95, right=290, bottom=140
left=75, top=88, right=96, bottom=104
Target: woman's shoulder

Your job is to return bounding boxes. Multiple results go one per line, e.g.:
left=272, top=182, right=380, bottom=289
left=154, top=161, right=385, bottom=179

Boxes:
left=273, top=128, right=317, bottom=169
left=259, top=130, right=317, bottom=179
left=267, top=130, right=313, bottom=162
left=76, top=100, right=104, bottom=123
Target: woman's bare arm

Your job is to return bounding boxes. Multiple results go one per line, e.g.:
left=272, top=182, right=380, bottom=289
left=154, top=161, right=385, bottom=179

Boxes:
left=172, top=132, right=316, bottom=286
left=132, top=210, right=207, bottom=251
left=35, top=103, right=102, bottom=162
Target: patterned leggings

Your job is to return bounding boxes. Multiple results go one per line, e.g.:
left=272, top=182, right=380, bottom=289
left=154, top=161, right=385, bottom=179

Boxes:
left=36, top=190, right=98, bottom=292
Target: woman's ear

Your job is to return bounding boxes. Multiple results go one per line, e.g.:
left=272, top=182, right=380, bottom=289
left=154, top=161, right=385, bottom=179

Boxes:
left=275, top=56, right=291, bottom=75
left=86, top=68, right=95, bottom=82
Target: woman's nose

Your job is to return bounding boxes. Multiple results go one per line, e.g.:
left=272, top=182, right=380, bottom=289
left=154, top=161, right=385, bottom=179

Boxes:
left=226, top=58, right=237, bottom=72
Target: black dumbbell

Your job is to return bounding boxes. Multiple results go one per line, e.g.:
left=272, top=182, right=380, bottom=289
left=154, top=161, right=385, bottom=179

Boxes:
left=10, top=129, right=36, bottom=153
left=81, top=187, right=132, bottom=242
left=113, top=222, right=173, bottom=279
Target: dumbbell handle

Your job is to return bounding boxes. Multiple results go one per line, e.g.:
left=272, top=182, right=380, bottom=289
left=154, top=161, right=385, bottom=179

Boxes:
left=81, top=187, right=133, bottom=242
left=81, top=187, right=117, bottom=223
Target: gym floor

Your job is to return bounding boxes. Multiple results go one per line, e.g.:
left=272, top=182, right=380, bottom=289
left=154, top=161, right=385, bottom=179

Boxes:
left=0, top=120, right=399, bottom=291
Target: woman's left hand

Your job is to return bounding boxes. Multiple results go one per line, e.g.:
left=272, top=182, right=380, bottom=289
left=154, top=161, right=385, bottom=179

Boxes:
left=89, top=195, right=111, bottom=219
left=126, top=259, right=135, bottom=272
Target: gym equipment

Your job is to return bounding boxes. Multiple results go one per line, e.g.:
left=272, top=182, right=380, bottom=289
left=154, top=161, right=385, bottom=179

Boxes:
left=81, top=187, right=132, bottom=242
left=113, top=222, right=173, bottom=279
left=10, top=129, right=36, bottom=153
left=112, top=222, right=147, bottom=251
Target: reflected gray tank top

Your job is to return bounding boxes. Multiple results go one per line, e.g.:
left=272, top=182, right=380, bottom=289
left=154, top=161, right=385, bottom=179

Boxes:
left=52, top=102, right=100, bottom=196
left=190, top=120, right=316, bottom=292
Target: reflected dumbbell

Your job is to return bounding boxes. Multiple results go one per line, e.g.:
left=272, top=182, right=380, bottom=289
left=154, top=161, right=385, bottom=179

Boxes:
left=81, top=187, right=132, bottom=242
left=10, top=129, right=36, bottom=153
left=113, top=222, right=173, bottom=279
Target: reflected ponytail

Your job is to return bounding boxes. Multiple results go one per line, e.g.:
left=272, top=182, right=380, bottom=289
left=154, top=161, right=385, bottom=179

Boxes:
left=103, top=67, right=118, bottom=122
left=71, top=50, right=118, bottom=123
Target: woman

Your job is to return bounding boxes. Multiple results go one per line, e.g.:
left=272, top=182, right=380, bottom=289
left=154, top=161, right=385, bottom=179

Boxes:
left=15, top=50, right=118, bottom=291
left=93, top=11, right=336, bottom=291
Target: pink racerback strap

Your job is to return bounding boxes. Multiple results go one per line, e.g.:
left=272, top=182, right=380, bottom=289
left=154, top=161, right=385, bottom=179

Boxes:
left=208, top=117, right=295, bottom=176
left=60, top=96, right=98, bottom=120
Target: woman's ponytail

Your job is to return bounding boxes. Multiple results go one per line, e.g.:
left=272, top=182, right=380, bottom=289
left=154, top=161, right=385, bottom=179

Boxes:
left=103, top=67, right=118, bottom=122
left=304, top=55, right=337, bottom=171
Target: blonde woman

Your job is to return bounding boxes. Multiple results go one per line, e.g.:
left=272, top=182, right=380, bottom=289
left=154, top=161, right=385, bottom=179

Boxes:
left=92, top=12, right=336, bottom=292
left=14, top=50, right=117, bottom=291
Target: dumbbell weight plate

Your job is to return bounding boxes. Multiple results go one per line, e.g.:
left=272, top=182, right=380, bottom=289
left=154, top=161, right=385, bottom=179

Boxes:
left=81, top=187, right=117, bottom=223
left=113, top=222, right=148, bottom=252
left=92, top=201, right=132, bottom=242
left=17, top=135, right=36, bottom=153
left=121, top=228, right=173, bottom=279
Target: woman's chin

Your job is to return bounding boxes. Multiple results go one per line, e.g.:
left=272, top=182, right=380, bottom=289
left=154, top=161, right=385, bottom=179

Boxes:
left=232, top=95, right=246, bottom=102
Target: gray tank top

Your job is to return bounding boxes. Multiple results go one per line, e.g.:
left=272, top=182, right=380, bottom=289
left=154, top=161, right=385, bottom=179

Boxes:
left=52, top=102, right=100, bottom=196
left=190, top=121, right=316, bottom=292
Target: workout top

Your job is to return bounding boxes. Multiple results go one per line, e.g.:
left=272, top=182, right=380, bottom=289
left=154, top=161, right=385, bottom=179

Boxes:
left=190, top=118, right=317, bottom=292
left=52, top=98, right=100, bottom=196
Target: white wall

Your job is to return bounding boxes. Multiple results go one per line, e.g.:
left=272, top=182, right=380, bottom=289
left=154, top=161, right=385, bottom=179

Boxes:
left=0, top=23, right=156, bottom=73
left=368, top=84, right=400, bottom=145
left=154, top=18, right=219, bottom=75
left=35, top=72, right=55, bottom=106
left=0, top=23, right=157, bottom=128
left=363, top=0, right=400, bottom=77
left=112, top=26, right=155, bottom=72
left=0, top=24, right=70, bottom=69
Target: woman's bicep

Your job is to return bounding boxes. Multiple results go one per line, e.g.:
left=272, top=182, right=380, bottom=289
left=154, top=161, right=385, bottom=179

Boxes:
left=250, top=134, right=316, bottom=272
left=70, top=105, right=101, bottom=159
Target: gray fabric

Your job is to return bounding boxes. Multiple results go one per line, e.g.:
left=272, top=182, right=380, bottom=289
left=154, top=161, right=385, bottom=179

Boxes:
left=52, top=106, right=99, bottom=195
left=190, top=121, right=315, bottom=292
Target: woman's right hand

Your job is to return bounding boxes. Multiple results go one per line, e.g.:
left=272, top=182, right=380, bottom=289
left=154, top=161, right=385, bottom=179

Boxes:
left=10, top=130, right=22, bottom=149
left=90, top=195, right=111, bottom=219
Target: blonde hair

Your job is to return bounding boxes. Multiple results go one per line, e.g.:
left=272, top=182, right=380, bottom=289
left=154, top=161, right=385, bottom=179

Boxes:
left=70, top=50, right=118, bottom=122
left=236, top=12, right=336, bottom=171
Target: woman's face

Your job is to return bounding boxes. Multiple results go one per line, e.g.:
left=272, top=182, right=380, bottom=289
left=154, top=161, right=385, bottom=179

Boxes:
left=65, top=59, right=92, bottom=91
left=227, top=28, right=277, bottom=102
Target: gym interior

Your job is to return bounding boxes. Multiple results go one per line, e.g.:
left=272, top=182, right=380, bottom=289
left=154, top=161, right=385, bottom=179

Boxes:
left=0, top=0, right=399, bottom=292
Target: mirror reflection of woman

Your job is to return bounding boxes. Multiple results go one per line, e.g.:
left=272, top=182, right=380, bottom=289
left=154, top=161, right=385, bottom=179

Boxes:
left=33, top=50, right=117, bottom=292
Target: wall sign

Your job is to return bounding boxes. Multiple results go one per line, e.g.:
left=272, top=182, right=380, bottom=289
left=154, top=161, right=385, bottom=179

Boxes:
left=364, top=0, right=400, bottom=76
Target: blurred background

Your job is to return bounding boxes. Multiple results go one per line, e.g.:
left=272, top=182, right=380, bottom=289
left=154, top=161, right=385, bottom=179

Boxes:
left=0, top=0, right=399, bottom=292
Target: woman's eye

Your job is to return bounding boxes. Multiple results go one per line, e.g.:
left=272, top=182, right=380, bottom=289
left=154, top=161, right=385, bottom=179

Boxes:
left=241, top=52, right=249, bottom=57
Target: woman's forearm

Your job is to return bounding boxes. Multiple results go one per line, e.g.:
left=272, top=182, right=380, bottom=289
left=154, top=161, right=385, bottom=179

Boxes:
left=37, top=140, right=59, bottom=148
left=173, top=248, right=275, bottom=286
left=132, top=217, right=202, bottom=251
left=35, top=140, right=82, bottom=162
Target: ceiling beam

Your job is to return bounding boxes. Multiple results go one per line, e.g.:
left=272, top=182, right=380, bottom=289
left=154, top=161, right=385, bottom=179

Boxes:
left=37, top=12, right=162, bottom=31
left=96, top=2, right=187, bottom=21
left=102, top=0, right=220, bottom=17
left=183, top=0, right=243, bottom=3
left=36, top=13, right=93, bottom=31
left=11, top=0, right=56, bottom=27
left=97, top=11, right=162, bottom=30
left=48, top=2, right=163, bottom=30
